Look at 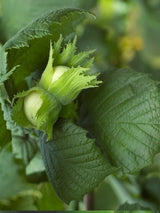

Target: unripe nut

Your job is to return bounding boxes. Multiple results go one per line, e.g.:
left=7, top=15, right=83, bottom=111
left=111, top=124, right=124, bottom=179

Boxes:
left=51, top=66, right=69, bottom=83
left=24, top=91, right=43, bottom=125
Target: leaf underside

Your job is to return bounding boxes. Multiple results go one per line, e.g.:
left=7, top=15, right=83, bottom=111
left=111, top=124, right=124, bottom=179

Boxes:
left=1, top=0, right=96, bottom=40
left=80, top=68, right=160, bottom=175
left=12, top=133, right=39, bottom=165
left=40, top=120, right=116, bottom=203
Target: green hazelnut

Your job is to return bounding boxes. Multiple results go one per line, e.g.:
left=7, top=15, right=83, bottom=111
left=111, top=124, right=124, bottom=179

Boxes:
left=51, top=66, right=69, bottom=83
left=23, top=91, right=43, bottom=125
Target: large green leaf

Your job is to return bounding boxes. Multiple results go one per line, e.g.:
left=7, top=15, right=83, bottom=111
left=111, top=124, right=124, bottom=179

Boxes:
left=80, top=68, right=160, bottom=175
left=4, top=9, right=94, bottom=98
left=1, top=0, right=97, bottom=40
left=40, top=120, right=115, bottom=203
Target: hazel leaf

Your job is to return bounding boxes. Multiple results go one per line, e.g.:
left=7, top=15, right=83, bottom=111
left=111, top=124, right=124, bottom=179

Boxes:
left=40, top=120, right=116, bottom=203
left=80, top=68, right=160, bottom=175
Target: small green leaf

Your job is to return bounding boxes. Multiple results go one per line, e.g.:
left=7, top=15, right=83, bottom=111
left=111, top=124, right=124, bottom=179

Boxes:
left=40, top=120, right=116, bottom=203
left=0, top=104, right=11, bottom=148
left=0, top=44, right=17, bottom=85
left=39, top=41, right=54, bottom=91
left=0, top=43, right=10, bottom=86
left=80, top=68, right=160, bottom=175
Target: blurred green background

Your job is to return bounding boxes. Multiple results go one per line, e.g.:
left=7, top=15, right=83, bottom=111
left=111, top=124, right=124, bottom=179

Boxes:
left=1, top=0, right=160, bottom=211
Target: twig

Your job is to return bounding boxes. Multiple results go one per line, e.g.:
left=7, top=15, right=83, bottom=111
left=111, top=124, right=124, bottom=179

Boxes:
left=84, top=191, right=94, bottom=210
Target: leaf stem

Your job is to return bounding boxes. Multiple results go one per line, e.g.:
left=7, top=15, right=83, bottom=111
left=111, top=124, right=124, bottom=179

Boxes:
left=84, top=191, right=94, bottom=210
